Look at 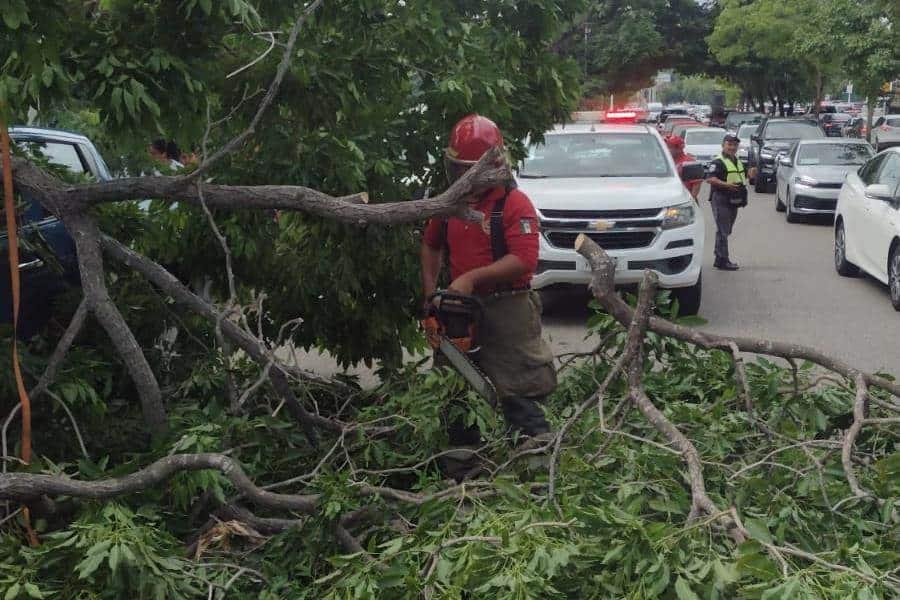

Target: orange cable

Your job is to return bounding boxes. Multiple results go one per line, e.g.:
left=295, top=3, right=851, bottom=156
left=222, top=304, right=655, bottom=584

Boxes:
left=1, top=117, right=39, bottom=547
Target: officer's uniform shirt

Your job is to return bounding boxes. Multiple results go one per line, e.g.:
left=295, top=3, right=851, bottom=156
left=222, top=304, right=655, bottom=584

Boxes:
left=706, top=155, right=736, bottom=202
left=423, top=187, right=540, bottom=295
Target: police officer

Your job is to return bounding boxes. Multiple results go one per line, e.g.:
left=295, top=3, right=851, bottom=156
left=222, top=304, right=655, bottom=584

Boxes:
left=420, top=114, right=556, bottom=445
left=705, top=134, right=756, bottom=270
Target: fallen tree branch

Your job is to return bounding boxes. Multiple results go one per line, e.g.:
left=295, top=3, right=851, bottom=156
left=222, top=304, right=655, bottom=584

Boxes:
left=100, top=234, right=338, bottom=441
left=841, top=375, right=874, bottom=502
left=546, top=267, right=656, bottom=508
left=64, top=213, right=167, bottom=434
left=729, top=342, right=753, bottom=413
left=9, top=146, right=508, bottom=224
left=188, top=0, right=325, bottom=180
left=571, top=236, right=900, bottom=399
left=29, top=298, right=89, bottom=400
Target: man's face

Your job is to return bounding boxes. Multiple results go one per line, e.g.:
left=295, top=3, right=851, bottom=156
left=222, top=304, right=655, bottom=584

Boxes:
left=723, top=140, right=739, bottom=156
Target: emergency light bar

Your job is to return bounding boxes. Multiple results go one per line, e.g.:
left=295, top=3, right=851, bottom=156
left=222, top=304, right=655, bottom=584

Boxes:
left=605, top=111, right=637, bottom=119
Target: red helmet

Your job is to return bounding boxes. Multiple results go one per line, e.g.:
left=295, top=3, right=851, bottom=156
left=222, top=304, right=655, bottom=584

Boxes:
left=445, top=114, right=504, bottom=182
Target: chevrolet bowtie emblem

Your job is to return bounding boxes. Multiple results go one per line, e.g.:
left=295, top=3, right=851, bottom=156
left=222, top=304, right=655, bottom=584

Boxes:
left=590, top=219, right=615, bottom=231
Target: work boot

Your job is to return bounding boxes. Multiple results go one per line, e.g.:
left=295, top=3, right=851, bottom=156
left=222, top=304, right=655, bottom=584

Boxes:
left=500, top=397, right=551, bottom=441
left=714, top=260, right=739, bottom=271
left=438, top=448, right=487, bottom=483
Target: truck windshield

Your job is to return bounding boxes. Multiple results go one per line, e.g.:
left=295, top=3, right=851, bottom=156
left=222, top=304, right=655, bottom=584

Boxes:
left=520, top=133, right=671, bottom=178
left=797, top=144, right=873, bottom=166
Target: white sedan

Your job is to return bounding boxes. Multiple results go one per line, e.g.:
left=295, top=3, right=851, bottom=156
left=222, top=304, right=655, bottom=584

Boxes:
left=834, top=147, right=900, bottom=310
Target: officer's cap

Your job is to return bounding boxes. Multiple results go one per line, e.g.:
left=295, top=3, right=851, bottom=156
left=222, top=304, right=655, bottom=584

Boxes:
left=723, top=134, right=740, bottom=143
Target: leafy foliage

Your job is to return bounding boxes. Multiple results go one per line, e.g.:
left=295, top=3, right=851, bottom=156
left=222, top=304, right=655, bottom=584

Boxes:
left=2, top=300, right=897, bottom=598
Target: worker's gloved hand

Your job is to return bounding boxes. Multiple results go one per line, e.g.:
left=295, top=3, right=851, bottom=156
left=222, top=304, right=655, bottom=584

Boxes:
left=420, top=315, right=442, bottom=350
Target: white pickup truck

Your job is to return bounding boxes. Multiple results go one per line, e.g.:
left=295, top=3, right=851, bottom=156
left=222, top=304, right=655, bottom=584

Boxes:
left=517, top=123, right=706, bottom=315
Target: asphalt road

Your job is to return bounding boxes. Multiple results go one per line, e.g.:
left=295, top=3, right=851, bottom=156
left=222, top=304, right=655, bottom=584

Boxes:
left=541, top=184, right=900, bottom=376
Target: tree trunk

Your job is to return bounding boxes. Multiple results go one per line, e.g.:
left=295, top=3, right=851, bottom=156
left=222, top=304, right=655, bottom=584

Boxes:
left=814, top=69, right=824, bottom=115
left=866, top=100, right=875, bottom=143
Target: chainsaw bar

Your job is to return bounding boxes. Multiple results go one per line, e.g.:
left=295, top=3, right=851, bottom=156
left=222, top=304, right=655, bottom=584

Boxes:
left=438, top=337, right=498, bottom=406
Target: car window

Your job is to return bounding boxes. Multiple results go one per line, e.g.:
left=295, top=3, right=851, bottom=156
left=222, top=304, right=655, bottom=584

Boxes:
left=684, top=130, right=726, bottom=145
left=18, top=140, right=86, bottom=174
left=764, top=122, right=824, bottom=140
left=737, top=124, right=758, bottom=139
left=521, top=133, right=672, bottom=178
left=796, top=144, right=873, bottom=166
left=858, top=154, right=886, bottom=185
left=875, top=154, right=900, bottom=192
left=885, top=117, right=900, bottom=127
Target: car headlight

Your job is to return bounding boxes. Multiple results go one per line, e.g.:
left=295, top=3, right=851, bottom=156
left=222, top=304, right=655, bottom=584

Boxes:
left=661, top=202, right=695, bottom=230
left=794, top=175, right=819, bottom=186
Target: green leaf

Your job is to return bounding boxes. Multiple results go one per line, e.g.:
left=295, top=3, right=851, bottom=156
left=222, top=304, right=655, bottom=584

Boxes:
left=674, top=576, right=701, bottom=600
left=5, top=583, right=21, bottom=600
left=22, top=584, right=43, bottom=599
left=744, top=517, right=773, bottom=544
left=108, top=544, right=121, bottom=572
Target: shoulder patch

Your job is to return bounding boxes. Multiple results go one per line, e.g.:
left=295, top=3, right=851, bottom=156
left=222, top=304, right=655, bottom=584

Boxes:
left=519, top=217, right=536, bottom=234
left=706, top=161, right=719, bottom=174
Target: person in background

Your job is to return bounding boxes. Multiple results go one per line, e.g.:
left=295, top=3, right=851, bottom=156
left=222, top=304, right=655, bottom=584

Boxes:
left=148, top=139, right=184, bottom=171
left=705, top=134, right=757, bottom=270
left=665, top=135, right=702, bottom=199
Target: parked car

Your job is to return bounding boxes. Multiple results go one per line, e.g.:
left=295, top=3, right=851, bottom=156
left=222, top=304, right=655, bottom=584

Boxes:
left=736, top=123, right=759, bottom=167
left=842, top=117, right=869, bottom=139
left=661, top=117, right=697, bottom=137
left=833, top=147, right=900, bottom=310
left=682, top=127, right=726, bottom=163
left=774, top=139, right=874, bottom=222
left=749, top=117, right=826, bottom=193
left=517, top=123, right=706, bottom=314
left=819, top=113, right=853, bottom=137
left=1, top=127, right=111, bottom=337
left=670, top=122, right=705, bottom=140
left=657, top=108, right=691, bottom=132
left=724, top=111, right=764, bottom=134
left=872, top=115, right=900, bottom=151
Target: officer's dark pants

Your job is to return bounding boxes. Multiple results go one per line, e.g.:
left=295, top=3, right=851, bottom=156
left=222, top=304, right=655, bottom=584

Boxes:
left=443, top=290, right=556, bottom=445
left=711, top=195, right=739, bottom=263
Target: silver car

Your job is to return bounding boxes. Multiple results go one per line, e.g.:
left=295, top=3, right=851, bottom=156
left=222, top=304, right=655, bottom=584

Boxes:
left=775, top=139, right=874, bottom=222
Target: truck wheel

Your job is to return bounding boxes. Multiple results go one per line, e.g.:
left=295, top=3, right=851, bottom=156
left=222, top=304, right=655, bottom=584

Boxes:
left=672, top=274, right=702, bottom=316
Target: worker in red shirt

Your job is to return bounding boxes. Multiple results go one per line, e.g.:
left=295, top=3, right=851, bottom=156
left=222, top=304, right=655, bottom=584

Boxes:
left=666, top=135, right=702, bottom=199
left=421, top=114, right=556, bottom=452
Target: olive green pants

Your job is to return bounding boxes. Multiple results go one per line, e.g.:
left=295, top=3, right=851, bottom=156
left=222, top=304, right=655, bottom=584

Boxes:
left=443, top=290, right=557, bottom=442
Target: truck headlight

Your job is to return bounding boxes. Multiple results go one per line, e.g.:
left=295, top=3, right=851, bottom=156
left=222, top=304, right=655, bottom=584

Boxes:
left=661, top=202, right=695, bottom=229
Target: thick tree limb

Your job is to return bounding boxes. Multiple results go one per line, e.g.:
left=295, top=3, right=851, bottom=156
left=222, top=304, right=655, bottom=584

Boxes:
left=0, top=453, right=318, bottom=511
left=100, top=234, right=338, bottom=441
left=9, top=146, right=508, bottom=224
left=64, top=213, right=167, bottom=434
left=572, top=235, right=900, bottom=398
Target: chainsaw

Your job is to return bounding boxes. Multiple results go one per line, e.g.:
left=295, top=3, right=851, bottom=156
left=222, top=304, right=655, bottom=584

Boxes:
left=421, top=291, right=498, bottom=405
